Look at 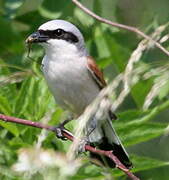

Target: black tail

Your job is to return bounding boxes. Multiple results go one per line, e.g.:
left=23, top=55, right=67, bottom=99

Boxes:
left=88, top=114, right=132, bottom=169
left=90, top=137, right=132, bottom=169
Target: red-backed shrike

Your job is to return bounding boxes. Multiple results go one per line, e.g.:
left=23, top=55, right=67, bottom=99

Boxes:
left=26, top=20, right=132, bottom=168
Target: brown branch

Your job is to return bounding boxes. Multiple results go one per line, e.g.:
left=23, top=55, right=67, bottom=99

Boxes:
left=71, top=0, right=169, bottom=57
left=0, top=114, right=139, bottom=180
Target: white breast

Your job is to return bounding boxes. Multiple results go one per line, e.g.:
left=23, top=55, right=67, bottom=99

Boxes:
left=42, top=55, right=100, bottom=115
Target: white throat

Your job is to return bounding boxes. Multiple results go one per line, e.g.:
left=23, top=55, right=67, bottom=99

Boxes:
left=41, top=38, right=88, bottom=62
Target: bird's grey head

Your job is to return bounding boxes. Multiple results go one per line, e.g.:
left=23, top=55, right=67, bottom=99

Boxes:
left=26, top=20, right=87, bottom=57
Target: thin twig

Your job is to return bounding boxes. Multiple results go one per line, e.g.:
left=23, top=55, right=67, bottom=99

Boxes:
left=71, top=0, right=169, bottom=56
left=0, top=114, right=140, bottom=180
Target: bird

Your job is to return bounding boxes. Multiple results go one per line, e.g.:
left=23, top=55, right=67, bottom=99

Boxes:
left=26, top=19, right=132, bottom=169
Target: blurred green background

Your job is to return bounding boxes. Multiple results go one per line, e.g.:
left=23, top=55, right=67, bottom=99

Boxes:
left=0, top=0, right=169, bottom=179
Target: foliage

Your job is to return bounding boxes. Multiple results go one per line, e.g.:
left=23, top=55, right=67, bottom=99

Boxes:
left=0, top=0, right=169, bottom=179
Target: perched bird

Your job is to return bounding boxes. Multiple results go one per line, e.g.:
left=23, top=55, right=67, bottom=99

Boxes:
left=26, top=20, right=132, bottom=169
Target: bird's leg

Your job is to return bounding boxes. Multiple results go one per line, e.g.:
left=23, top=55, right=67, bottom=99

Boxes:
left=54, top=116, right=73, bottom=141
left=78, top=118, right=97, bottom=153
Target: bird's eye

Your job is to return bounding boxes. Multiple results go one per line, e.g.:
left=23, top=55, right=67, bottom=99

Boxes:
left=54, top=29, right=64, bottom=36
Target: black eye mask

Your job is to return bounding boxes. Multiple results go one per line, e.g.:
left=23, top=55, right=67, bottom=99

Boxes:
left=38, top=29, right=79, bottom=43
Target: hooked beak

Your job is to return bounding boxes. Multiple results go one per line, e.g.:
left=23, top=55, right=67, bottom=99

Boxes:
left=25, top=31, right=49, bottom=44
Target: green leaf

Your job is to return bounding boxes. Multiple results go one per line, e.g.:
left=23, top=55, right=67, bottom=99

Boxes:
left=73, top=155, right=169, bottom=179
left=13, top=77, right=35, bottom=116
left=0, top=95, right=12, bottom=115
left=99, top=0, right=118, bottom=21
left=104, top=32, right=129, bottom=71
left=16, top=0, right=44, bottom=16
left=93, top=0, right=102, bottom=16
left=0, top=122, right=19, bottom=136
left=113, top=155, right=169, bottom=177
left=116, top=122, right=166, bottom=146
left=0, top=18, right=22, bottom=54
left=23, top=77, right=54, bottom=120
left=93, top=26, right=111, bottom=59
left=132, top=155, right=169, bottom=173
left=74, top=8, right=94, bottom=27
left=39, top=0, right=73, bottom=19
left=72, top=164, right=103, bottom=180
left=38, top=6, right=61, bottom=19
left=3, top=0, right=22, bottom=18
left=158, top=80, right=169, bottom=100
left=117, top=109, right=145, bottom=123
left=131, top=78, right=153, bottom=108
left=0, top=165, right=17, bottom=179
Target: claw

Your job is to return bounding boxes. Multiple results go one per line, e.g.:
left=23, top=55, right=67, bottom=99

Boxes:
left=76, top=117, right=97, bottom=152
left=54, top=117, right=73, bottom=141
left=53, top=125, right=67, bottom=141
left=77, top=137, right=89, bottom=153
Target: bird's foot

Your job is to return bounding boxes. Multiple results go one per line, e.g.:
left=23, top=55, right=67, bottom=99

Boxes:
left=53, top=118, right=73, bottom=140
left=53, top=125, right=67, bottom=141
left=77, top=119, right=96, bottom=153
left=77, top=136, right=90, bottom=153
